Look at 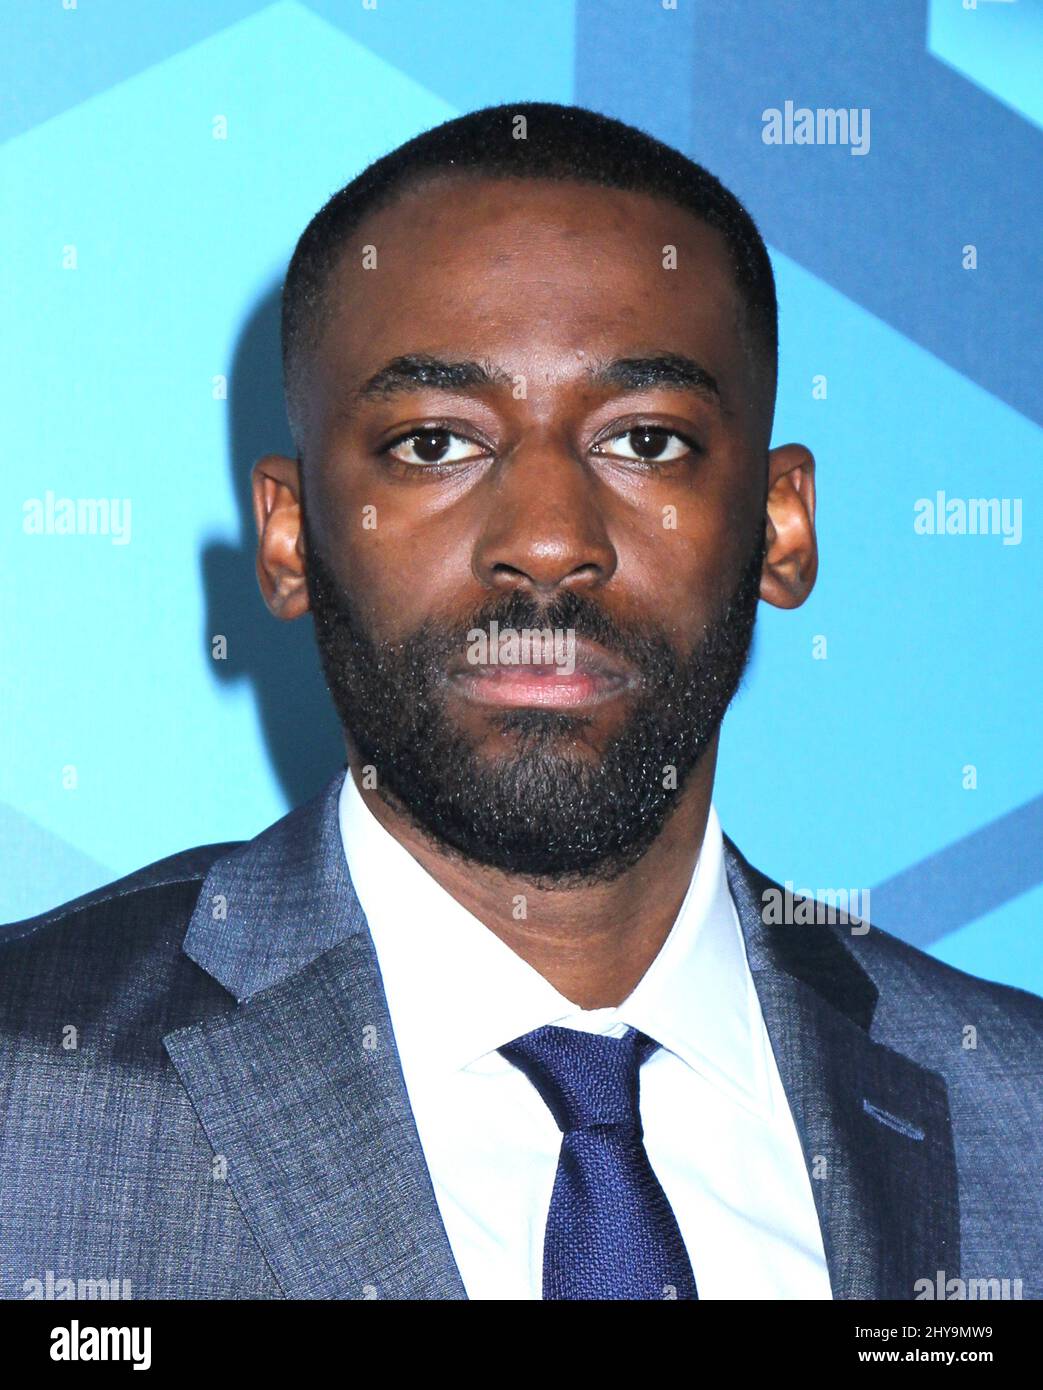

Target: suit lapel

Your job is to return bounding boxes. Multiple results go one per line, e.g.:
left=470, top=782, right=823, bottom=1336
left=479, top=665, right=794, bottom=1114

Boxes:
left=164, top=763, right=958, bottom=1300
left=163, top=769, right=467, bottom=1300
left=723, top=836, right=960, bottom=1299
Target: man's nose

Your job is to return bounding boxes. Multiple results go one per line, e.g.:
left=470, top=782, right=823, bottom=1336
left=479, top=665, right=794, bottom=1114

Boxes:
left=470, top=440, right=618, bottom=597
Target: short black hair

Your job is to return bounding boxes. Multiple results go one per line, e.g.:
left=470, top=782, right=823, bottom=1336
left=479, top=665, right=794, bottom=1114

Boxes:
left=281, top=101, right=777, bottom=452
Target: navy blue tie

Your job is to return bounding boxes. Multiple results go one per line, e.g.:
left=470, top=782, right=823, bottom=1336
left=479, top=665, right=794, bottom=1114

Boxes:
left=500, top=1023, right=699, bottom=1300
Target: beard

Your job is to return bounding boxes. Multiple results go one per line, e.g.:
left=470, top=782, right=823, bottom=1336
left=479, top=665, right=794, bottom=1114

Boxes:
left=303, top=511, right=765, bottom=885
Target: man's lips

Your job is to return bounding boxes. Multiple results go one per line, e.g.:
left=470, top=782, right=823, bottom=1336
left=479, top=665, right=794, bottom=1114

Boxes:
left=447, top=640, right=637, bottom=711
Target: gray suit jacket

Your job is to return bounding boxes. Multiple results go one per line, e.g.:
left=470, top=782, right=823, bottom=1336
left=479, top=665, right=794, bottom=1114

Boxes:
left=1, top=767, right=1040, bottom=1300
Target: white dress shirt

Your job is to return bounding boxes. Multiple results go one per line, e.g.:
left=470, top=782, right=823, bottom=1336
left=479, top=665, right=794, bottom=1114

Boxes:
left=339, top=770, right=832, bottom=1300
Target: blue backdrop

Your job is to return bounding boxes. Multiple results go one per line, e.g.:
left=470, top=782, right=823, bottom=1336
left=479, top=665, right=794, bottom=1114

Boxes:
left=3, top=0, right=1040, bottom=993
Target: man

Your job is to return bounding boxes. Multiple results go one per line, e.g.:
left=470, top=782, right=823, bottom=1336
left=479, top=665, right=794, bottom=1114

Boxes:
left=2, top=103, right=1040, bottom=1302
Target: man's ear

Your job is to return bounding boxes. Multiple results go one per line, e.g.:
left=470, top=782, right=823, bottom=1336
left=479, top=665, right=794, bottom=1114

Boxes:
left=759, top=443, right=817, bottom=610
left=251, top=454, right=310, bottom=620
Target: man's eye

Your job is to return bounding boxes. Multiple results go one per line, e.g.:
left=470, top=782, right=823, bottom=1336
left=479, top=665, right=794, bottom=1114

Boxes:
left=385, top=429, right=485, bottom=466
left=595, top=427, right=694, bottom=463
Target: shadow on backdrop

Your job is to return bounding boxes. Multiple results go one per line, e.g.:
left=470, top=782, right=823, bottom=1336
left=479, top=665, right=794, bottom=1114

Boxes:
left=202, top=283, right=345, bottom=812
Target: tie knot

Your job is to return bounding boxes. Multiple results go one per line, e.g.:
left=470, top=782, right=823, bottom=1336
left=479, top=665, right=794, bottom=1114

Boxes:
left=499, top=1024, right=660, bottom=1133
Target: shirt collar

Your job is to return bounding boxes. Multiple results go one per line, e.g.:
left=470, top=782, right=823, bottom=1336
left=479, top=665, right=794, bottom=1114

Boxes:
left=339, top=770, right=770, bottom=1116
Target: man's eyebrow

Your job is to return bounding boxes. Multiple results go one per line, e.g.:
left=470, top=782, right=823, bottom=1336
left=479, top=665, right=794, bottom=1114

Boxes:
left=587, top=354, right=722, bottom=405
left=345, top=350, right=723, bottom=411
left=352, top=354, right=513, bottom=402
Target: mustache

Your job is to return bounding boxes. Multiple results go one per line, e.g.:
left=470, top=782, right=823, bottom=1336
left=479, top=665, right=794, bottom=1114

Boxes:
left=401, top=587, right=677, bottom=675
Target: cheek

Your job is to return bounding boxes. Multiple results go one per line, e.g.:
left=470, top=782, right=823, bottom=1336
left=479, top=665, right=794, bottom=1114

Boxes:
left=619, top=541, right=724, bottom=649
left=611, top=483, right=746, bottom=616
left=310, top=497, right=476, bottom=642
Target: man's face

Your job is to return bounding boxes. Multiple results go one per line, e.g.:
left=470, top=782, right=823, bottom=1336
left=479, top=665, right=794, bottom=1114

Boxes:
left=288, top=175, right=781, bottom=881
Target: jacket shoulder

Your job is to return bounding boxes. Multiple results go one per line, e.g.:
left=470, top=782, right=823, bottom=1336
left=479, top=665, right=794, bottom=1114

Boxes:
left=859, top=916, right=1042, bottom=1012
left=846, top=909, right=1043, bottom=1051
left=723, top=833, right=1043, bottom=1029
left=0, top=841, right=243, bottom=947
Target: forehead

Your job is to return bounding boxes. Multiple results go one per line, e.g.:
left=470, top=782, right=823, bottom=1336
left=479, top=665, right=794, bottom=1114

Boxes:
left=310, top=174, right=751, bottom=406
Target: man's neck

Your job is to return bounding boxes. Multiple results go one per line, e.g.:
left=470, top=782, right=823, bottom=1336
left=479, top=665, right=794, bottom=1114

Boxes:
left=346, top=740, right=719, bottom=1009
